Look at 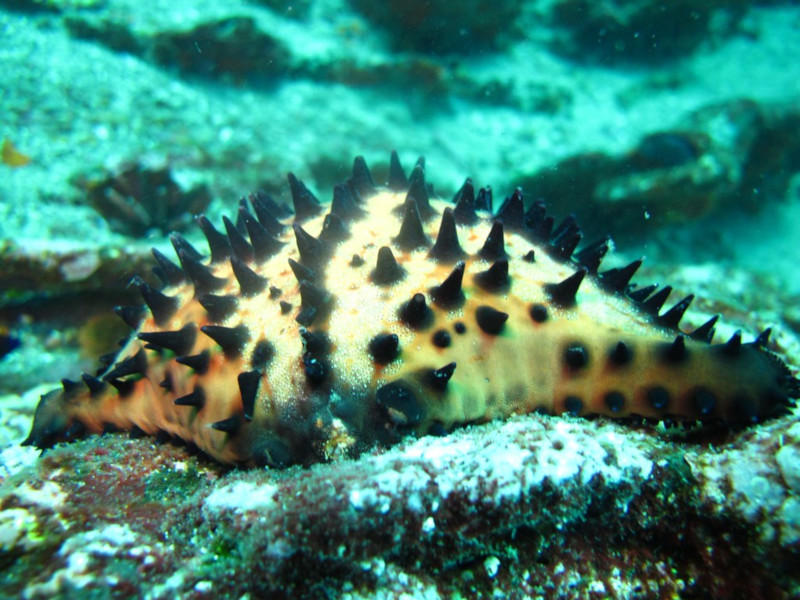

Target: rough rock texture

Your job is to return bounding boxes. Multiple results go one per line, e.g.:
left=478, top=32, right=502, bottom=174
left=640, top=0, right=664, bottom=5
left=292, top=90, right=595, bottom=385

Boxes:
left=549, top=0, right=750, bottom=64
left=517, top=99, right=800, bottom=239
left=2, top=410, right=799, bottom=598
left=349, top=0, right=524, bottom=55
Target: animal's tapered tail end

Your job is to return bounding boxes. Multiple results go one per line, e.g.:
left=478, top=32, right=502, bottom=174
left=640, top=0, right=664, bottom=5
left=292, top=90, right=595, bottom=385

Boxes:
left=22, top=388, right=71, bottom=449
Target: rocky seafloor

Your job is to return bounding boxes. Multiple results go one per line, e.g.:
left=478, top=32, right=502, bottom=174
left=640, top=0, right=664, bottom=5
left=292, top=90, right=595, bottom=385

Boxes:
left=1, top=389, right=799, bottom=598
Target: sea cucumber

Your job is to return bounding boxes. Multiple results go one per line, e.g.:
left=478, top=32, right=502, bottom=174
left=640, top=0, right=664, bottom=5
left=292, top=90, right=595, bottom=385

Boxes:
left=24, top=153, right=799, bottom=467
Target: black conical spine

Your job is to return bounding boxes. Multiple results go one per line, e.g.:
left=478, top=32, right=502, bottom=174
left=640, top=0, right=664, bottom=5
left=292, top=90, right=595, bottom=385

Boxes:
left=195, top=215, right=231, bottom=263
left=546, top=268, right=586, bottom=306
left=689, top=315, right=718, bottom=344
left=222, top=216, right=255, bottom=263
left=574, top=237, right=610, bottom=272
left=238, top=370, right=261, bottom=421
left=643, top=286, right=673, bottom=316
left=495, top=188, right=525, bottom=228
left=406, top=164, right=432, bottom=217
left=104, top=348, right=148, bottom=381
left=249, top=191, right=285, bottom=236
left=211, top=415, right=240, bottom=433
left=176, top=350, right=210, bottom=374
left=293, top=224, right=329, bottom=268
left=351, top=156, right=377, bottom=198
left=175, top=387, right=205, bottom=408
left=429, top=208, right=464, bottom=261
left=231, top=257, right=267, bottom=297
left=658, top=295, right=694, bottom=329
left=151, top=248, right=185, bottom=287
left=426, top=362, right=456, bottom=391
left=431, top=261, right=465, bottom=307
left=177, top=250, right=228, bottom=295
left=372, top=246, right=405, bottom=284
left=288, top=173, right=323, bottom=221
left=394, top=197, right=428, bottom=250
left=599, top=259, right=643, bottom=293
left=170, top=233, right=203, bottom=263
left=132, top=276, right=179, bottom=326
left=475, top=260, right=509, bottom=290
left=82, top=373, right=106, bottom=396
left=479, top=221, right=506, bottom=260
left=114, top=305, right=146, bottom=329
left=297, top=280, right=330, bottom=326
left=201, top=324, right=250, bottom=357
left=399, top=293, right=432, bottom=328
left=240, top=208, right=283, bottom=261
left=388, top=151, right=409, bottom=191
left=138, top=323, right=196, bottom=355
left=453, top=178, right=477, bottom=224
left=331, top=183, right=361, bottom=222
left=198, top=294, right=237, bottom=322
left=288, top=258, right=318, bottom=283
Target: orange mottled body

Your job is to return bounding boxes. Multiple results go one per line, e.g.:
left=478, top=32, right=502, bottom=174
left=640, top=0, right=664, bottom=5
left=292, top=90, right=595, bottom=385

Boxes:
left=25, top=154, right=799, bottom=467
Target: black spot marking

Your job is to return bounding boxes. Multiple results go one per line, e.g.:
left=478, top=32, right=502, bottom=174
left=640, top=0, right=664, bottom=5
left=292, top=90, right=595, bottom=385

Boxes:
left=564, top=396, right=583, bottom=415
left=433, top=330, right=452, bottom=348
left=692, top=388, right=716, bottom=416
left=475, top=306, right=508, bottom=335
left=604, top=391, right=625, bottom=413
left=564, top=344, right=589, bottom=369
left=251, top=340, right=275, bottom=369
left=375, top=381, right=423, bottom=426
left=454, top=321, right=466, bottom=334
left=301, top=329, right=330, bottom=387
left=529, top=303, right=548, bottom=323
left=369, top=333, right=400, bottom=364
left=523, top=250, right=535, bottom=262
left=280, top=301, right=292, bottom=315
left=646, top=386, right=669, bottom=410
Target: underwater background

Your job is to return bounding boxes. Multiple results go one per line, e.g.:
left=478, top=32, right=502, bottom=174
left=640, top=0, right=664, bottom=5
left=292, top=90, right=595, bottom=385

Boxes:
left=1, top=0, right=800, bottom=598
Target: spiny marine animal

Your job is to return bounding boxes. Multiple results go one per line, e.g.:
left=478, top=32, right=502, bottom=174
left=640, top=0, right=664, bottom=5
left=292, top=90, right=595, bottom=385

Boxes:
left=24, top=153, right=799, bottom=467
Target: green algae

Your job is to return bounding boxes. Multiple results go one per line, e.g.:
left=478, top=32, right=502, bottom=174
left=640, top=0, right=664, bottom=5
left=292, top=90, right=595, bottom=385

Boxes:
left=143, top=466, right=205, bottom=503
